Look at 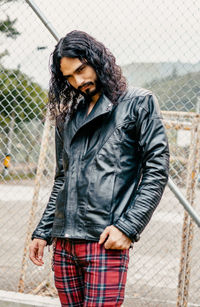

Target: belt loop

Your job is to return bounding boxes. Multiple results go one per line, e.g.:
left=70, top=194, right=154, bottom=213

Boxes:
left=52, top=237, right=57, bottom=252
left=61, top=239, right=64, bottom=249
left=72, top=239, right=75, bottom=256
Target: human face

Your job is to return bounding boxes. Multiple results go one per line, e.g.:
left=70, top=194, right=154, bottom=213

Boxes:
left=60, top=57, right=100, bottom=99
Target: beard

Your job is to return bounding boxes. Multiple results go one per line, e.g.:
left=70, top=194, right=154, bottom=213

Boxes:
left=78, top=79, right=101, bottom=100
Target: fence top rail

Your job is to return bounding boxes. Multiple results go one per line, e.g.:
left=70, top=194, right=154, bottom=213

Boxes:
left=162, top=111, right=200, bottom=118
left=163, top=120, right=192, bottom=130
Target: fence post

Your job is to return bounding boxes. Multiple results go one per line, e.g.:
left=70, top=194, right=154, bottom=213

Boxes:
left=18, top=0, right=59, bottom=294
left=176, top=115, right=200, bottom=306
left=18, top=113, right=51, bottom=293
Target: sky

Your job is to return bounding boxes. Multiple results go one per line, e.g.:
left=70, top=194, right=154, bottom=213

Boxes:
left=1, top=0, right=200, bottom=88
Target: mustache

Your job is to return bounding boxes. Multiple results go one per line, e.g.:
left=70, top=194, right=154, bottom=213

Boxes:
left=78, top=82, right=94, bottom=91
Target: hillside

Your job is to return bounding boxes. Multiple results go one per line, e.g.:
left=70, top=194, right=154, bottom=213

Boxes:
left=122, top=61, right=200, bottom=88
left=122, top=61, right=200, bottom=112
left=145, top=71, right=200, bottom=112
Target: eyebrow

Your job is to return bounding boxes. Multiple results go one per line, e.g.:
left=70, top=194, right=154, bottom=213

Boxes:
left=63, top=63, right=86, bottom=78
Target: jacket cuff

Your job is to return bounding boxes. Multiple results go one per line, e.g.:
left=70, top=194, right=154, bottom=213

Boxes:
left=114, top=220, right=140, bottom=243
left=31, top=233, right=53, bottom=245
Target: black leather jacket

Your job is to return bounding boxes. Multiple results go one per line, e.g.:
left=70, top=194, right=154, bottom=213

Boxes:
left=32, top=87, right=169, bottom=244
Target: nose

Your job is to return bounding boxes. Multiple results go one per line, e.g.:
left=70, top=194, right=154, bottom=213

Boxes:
left=74, top=75, right=84, bottom=89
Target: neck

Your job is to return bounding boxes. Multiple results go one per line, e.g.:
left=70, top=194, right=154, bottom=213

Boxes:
left=91, top=92, right=101, bottom=105
left=86, top=91, right=101, bottom=116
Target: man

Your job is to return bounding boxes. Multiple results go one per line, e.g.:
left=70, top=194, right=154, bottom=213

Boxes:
left=30, top=30, right=169, bottom=306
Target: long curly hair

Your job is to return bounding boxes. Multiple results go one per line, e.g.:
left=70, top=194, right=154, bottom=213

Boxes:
left=48, top=30, right=127, bottom=124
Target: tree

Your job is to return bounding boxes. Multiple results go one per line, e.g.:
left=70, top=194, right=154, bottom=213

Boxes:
left=0, top=66, right=47, bottom=127
left=0, top=0, right=47, bottom=177
left=0, top=65, right=47, bottom=177
left=0, top=15, right=20, bottom=39
left=0, top=0, right=20, bottom=59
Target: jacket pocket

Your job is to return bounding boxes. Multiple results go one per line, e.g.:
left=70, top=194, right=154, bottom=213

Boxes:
left=54, top=188, right=66, bottom=219
left=86, top=165, right=116, bottom=224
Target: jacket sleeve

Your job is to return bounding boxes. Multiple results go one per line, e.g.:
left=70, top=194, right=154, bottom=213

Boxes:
left=114, top=94, right=170, bottom=242
left=32, top=126, right=65, bottom=245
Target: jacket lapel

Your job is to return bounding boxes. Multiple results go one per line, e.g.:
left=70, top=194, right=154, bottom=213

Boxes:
left=66, top=94, right=114, bottom=146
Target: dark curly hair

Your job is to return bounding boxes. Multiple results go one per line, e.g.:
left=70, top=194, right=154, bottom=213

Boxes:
left=48, top=30, right=127, bottom=123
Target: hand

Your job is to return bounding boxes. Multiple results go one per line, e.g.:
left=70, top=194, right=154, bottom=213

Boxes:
left=99, top=225, right=132, bottom=250
left=29, top=238, right=47, bottom=266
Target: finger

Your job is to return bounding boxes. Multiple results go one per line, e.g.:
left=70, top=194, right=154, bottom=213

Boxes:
left=104, top=237, right=128, bottom=250
left=104, top=236, right=122, bottom=249
left=38, top=244, right=45, bottom=264
left=104, top=237, right=114, bottom=249
left=99, top=227, right=110, bottom=244
left=29, top=246, right=43, bottom=266
left=30, top=256, right=43, bottom=266
left=29, top=239, right=46, bottom=266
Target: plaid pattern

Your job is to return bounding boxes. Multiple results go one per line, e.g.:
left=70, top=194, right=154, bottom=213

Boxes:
left=53, top=238, right=129, bottom=306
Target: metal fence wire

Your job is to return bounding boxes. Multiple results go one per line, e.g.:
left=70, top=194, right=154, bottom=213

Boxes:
left=0, top=0, right=200, bottom=306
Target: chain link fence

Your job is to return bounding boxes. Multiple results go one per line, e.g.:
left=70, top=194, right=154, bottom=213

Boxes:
left=0, top=0, right=200, bottom=306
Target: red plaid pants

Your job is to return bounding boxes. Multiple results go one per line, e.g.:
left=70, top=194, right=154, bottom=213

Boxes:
left=53, top=238, right=129, bottom=307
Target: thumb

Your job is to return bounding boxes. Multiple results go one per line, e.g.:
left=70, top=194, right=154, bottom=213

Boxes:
left=99, top=227, right=110, bottom=244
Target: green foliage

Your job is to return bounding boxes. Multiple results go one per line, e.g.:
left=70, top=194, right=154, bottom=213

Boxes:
left=0, top=65, right=47, bottom=126
left=0, top=171, right=36, bottom=182
left=0, top=49, right=9, bottom=60
left=0, top=15, right=20, bottom=39
left=0, top=0, right=20, bottom=59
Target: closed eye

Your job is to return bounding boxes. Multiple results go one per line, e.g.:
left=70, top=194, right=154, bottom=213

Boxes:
left=77, top=64, right=86, bottom=73
left=63, top=64, right=86, bottom=80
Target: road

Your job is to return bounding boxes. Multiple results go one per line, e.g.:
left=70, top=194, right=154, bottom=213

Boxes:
left=0, top=183, right=200, bottom=306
